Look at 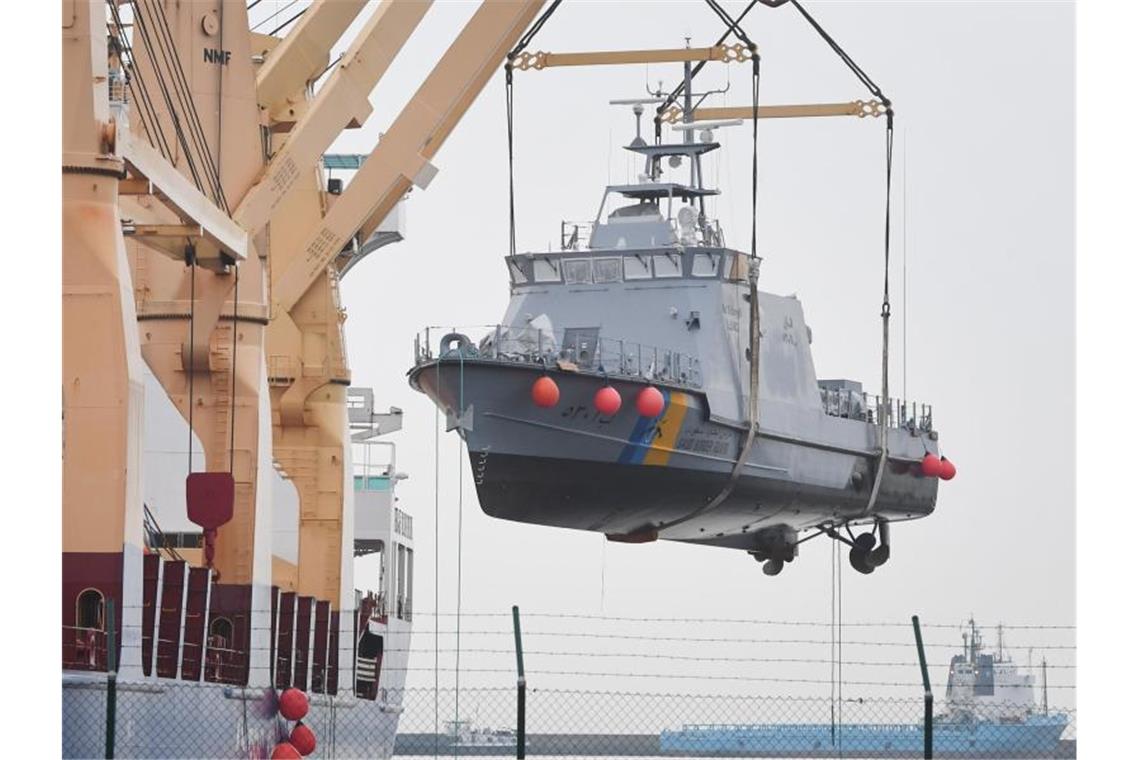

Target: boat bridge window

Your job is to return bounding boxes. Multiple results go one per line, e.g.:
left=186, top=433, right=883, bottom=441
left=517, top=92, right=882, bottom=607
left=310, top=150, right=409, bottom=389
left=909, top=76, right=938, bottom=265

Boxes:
left=76, top=588, right=105, bottom=630
left=593, top=257, right=622, bottom=283
left=692, top=252, right=721, bottom=278
left=653, top=254, right=682, bottom=278
left=508, top=259, right=528, bottom=285
left=623, top=255, right=652, bottom=280
left=533, top=257, right=561, bottom=283
left=563, top=259, right=592, bottom=285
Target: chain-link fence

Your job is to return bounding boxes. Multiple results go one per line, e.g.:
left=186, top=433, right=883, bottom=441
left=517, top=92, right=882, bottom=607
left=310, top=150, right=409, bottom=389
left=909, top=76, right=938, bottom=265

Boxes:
left=63, top=610, right=1077, bottom=759
left=393, top=688, right=1075, bottom=758
left=62, top=679, right=1076, bottom=759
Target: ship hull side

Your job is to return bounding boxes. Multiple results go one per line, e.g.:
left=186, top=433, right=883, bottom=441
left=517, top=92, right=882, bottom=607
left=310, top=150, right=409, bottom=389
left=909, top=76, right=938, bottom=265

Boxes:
left=62, top=674, right=405, bottom=759
left=412, top=361, right=937, bottom=547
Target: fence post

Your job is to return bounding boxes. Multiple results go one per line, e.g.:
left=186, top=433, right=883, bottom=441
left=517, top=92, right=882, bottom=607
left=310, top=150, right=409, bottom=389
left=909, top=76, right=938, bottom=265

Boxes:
left=105, top=599, right=118, bottom=759
left=911, top=615, right=933, bottom=759
left=512, top=605, right=526, bottom=759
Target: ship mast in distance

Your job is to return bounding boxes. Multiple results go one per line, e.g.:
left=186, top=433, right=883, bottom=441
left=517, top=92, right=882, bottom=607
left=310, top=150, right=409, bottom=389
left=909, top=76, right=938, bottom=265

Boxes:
left=997, top=623, right=1004, bottom=662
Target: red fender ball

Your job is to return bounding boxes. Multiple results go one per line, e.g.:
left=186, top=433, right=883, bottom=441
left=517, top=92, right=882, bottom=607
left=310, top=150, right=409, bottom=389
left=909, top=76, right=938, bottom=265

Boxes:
left=289, top=723, right=317, bottom=756
left=636, top=386, right=665, bottom=418
left=939, top=457, right=957, bottom=481
left=920, top=453, right=942, bottom=478
left=594, top=386, right=622, bottom=416
left=271, top=742, right=302, bottom=759
left=531, top=376, right=560, bottom=408
left=278, top=688, right=309, bottom=721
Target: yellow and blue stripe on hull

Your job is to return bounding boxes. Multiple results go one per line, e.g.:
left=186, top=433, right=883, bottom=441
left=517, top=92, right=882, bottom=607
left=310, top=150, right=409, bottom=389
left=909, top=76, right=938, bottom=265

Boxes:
left=617, top=390, right=693, bottom=466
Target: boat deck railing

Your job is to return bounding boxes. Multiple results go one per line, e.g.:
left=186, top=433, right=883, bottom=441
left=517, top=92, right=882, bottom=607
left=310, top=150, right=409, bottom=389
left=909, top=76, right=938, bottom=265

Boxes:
left=820, top=387, right=934, bottom=433
left=416, top=324, right=703, bottom=389
left=560, top=220, right=596, bottom=250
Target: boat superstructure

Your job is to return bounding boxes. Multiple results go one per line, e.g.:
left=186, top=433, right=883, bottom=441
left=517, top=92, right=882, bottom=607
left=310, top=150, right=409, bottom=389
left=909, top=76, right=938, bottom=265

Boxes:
left=411, top=56, right=953, bottom=575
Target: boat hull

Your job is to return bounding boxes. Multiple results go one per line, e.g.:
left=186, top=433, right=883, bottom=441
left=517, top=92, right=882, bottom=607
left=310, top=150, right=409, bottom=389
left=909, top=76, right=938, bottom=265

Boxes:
left=411, top=360, right=937, bottom=546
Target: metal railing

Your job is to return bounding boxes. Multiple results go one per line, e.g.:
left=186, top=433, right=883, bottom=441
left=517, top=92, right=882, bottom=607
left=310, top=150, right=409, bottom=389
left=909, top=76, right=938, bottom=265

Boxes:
left=62, top=625, right=108, bottom=672
left=560, top=220, right=595, bottom=250
left=819, top=387, right=934, bottom=432
left=416, top=325, right=704, bottom=389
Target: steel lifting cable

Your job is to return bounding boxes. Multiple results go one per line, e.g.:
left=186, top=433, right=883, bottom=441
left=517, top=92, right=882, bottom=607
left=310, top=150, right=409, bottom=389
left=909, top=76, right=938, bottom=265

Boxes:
left=654, top=0, right=762, bottom=144
left=652, top=22, right=761, bottom=537
left=505, top=72, right=516, bottom=256
left=779, top=0, right=895, bottom=520
left=149, top=0, right=230, bottom=212
left=134, top=0, right=213, bottom=200
left=229, top=261, right=239, bottom=474
left=134, top=0, right=229, bottom=212
left=108, top=2, right=173, bottom=163
left=186, top=247, right=197, bottom=475
left=504, top=0, right=564, bottom=257
left=130, top=0, right=209, bottom=197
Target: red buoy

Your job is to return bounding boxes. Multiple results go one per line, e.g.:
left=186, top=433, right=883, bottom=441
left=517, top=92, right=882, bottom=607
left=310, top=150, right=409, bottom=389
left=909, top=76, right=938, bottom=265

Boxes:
left=920, top=453, right=942, bottom=478
left=594, top=386, right=622, bottom=416
left=278, top=688, right=309, bottom=721
left=271, top=742, right=302, bottom=759
left=531, top=376, right=560, bottom=408
left=289, top=723, right=317, bottom=756
left=636, top=386, right=665, bottom=418
left=939, top=457, right=957, bottom=481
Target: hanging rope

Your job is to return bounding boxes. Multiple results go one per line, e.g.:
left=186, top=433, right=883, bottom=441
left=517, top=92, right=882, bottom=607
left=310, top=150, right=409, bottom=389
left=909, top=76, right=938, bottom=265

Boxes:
left=453, top=350, right=468, bottom=760
left=838, top=542, right=844, bottom=756
left=830, top=538, right=837, bottom=746
left=433, top=361, right=442, bottom=759
left=453, top=444, right=464, bottom=760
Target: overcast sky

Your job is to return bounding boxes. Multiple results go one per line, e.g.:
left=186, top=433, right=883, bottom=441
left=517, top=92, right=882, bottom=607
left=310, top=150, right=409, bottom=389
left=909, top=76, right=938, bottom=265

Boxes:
left=249, top=0, right=1075, bottom=704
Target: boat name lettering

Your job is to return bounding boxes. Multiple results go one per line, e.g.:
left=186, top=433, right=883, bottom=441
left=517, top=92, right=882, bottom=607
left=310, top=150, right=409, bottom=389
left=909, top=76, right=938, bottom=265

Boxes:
left=676, top=429, right=732, bottom=456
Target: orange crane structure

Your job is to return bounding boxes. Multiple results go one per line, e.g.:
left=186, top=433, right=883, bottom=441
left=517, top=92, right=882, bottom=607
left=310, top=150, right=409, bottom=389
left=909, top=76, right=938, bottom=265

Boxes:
left=63, top=0, right=544, bottom=753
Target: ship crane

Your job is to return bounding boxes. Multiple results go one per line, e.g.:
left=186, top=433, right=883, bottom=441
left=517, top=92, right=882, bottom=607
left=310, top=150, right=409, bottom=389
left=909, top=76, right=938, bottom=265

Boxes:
left=64, top=0, right=548, bottom=708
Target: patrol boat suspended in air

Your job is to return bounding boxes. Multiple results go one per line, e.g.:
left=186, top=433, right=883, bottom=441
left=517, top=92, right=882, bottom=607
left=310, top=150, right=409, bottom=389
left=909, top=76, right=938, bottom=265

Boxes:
left=410, top=70, right=954, bottom=576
